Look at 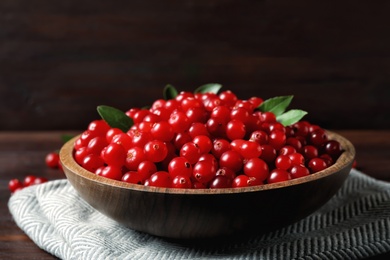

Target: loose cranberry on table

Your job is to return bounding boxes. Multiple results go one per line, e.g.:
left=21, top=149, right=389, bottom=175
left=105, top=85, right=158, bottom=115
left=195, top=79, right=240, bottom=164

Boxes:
left=8, top=179, right=24, bottom=193
left=8, top=175, right=48, bottom=193
left=71, top=84, right=344, bottom=189
left=9, top=144, right=66, bottom=194
left=45, top=152, right=60, bottom=169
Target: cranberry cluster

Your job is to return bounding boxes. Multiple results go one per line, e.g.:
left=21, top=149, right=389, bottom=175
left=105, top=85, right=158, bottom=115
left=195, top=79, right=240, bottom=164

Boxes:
left=73, top=90, right=343, bottom=189
left=8, top=152, right=61, bottom=193
left=8, top=175, right=49, bottom=193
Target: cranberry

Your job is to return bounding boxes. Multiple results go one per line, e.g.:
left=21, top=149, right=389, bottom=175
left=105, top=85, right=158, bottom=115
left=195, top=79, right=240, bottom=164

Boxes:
left=164, top=99, right=180, bottom=112
left=188, top=122, right=209, bottom=138
left=249, top=130, right=268, bottom=145
left=125, top=147, right=146, bottom=170
left=285, top=137, right=303, bottom=152
left=172, top=175, right=192, bottom=189
left=230, top=139, right=245, bottom=153
left=230, top=107, right=250, bottom=124
left=211, top=106, right=231, bottom=124
left=290, top=165, right=310, bottom=179
left=151, top=121, right=174, bottom=142
left=75, top=147, right=88, bottom=165
left=268, top=130, right=286, bottom=150
left=320, top=154, right=334, bottom=166
left=111, top=133, right=133, bottom=150
left=219, top=90, right=238, bottom=107
left=267, top=169, right=291, bottom=184
left=34, top=177, right=48, bottom=185
left=144, top=140, right=168, bottom=163
left=291, top=121, right=309, bottom=137
left=198, top=153, right=218, bottom=168
left=88, top=119, right=110, bottom=136
left=248, top=96, right=263, bottom=108
left=211, top=139, right=231, bottom=159
left=87, top=136, right=108, bottom=155
left=100, top=165, right=123, bottom=181
left=82, top=154, right=105, bottom=172
left=151, top=99, right=166, bottom=110
left=193, top=160, right=217, bottom=184
left=226, top=120, right=246, bottom=140
left=192, top=135, right=212, bottom=154
left=206, top=117, right=226, bottom=138
left=260, top=145, right=277, bottom=164
left=8, top=179, right=24, bottom=193
left=102, top=143, right=126, bottom=167
left=275, top=155, right=292, bottom=170
left=209, top=175, right=231, bottom=189
left=288, top=153, right=305, bottom=166
left=23, top=175, right=37, bottom=187
left=169, top=111, right=190, bottom=133
left=132, top=109, right=150, bottom=124
left=216, top=167, right=236, bottom=180
left=106, top=128, right=123, bottom=143
left=173, top=132, right=192, bottom=150
left=131, top=131, right=153, bottom=148
left=232, top=175, right=251, bottom=188
left=145, top=171, right=171, bottom=188
left=323, top=140, right=343, bottom=159
left=308, top=158, right=328, bottom=173
left=137, top=161, right=157, bottom=181
left=180, top=142, right=201, bottom=164
left=309, top=129, right=328, bottom=147
left=243, top=158, right=269, bottom=181
left=168, top=157, right=192, bottom=178
left=279, top=145, right=296, bottom=156
left=260, top=112, right=277, bottom=123
left=192, top=181, right=207, bottom=189
left=302, top=145, right=318, bottom=160
left=181, top=97, right=202, bottom=112
left=45, top=152, right=60, bottom=169
left=219, top=150, right=243, bottom=173
left=239, top=141, right=262, bottom=159
left=122, top=171, right=143, bottom=185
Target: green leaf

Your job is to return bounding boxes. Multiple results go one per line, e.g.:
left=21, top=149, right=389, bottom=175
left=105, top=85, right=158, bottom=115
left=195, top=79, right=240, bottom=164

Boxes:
left=258, top=95, right=294, bottom=116
left=194, top=83, right=222, bottom=94
left=61, top=134, right=75, bottom=144
left=276, top=109, right=308, bottom=126
left=97, top=105, right=133, bottom=132
left=163, top=84, right=178, bottom=100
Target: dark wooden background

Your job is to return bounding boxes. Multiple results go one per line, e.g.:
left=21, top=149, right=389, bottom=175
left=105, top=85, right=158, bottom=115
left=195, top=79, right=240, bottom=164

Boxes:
left=1, top=0, right=389, bottom=131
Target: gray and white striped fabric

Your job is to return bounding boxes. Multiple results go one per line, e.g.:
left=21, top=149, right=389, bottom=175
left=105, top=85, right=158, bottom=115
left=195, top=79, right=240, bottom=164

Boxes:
left=8, top=169, right=390, bottom=260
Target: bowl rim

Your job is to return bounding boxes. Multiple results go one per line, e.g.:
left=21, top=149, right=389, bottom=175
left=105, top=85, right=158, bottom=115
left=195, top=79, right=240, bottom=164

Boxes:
left=60, top=130, right=355, bottom=195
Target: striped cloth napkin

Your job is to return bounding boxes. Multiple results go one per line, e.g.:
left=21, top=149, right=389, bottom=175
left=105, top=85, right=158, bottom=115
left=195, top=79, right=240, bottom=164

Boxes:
left=8, top=169, right=390, bottom=260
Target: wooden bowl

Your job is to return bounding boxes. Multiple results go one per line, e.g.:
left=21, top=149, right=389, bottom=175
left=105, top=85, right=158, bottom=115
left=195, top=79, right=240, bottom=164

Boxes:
left=60, top=131, right=355, bottom=239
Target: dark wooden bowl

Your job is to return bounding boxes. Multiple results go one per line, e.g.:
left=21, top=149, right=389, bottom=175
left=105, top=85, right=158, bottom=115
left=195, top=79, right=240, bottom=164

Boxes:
left=60, top=131, right=355, bottom=239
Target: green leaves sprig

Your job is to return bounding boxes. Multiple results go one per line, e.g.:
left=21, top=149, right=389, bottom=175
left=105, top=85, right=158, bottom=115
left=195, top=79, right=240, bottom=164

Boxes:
left=258, top=96, right=293, bottom=117
left=163, top=84, right=178, bottom=100
left=194, top=83, right=222, bottom=94
left=97, top=105, right=133, bottom=133
left=258, top=95, right=307, bottom=126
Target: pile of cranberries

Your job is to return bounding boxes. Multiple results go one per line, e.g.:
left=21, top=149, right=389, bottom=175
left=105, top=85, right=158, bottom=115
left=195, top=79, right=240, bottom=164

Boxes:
left=73, top=89, right=343, bottom=189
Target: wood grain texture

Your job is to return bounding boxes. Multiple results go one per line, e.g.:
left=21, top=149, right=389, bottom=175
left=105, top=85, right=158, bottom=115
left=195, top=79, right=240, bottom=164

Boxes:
left=0, top=130, right=389, bottom=258
left=0, top=1, right=389, bottom=130
left=59, top=131, right=355, bottom=238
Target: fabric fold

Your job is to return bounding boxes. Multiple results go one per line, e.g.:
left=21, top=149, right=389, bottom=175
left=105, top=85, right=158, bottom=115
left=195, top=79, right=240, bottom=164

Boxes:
left=8, top=169, right=390, bottom=260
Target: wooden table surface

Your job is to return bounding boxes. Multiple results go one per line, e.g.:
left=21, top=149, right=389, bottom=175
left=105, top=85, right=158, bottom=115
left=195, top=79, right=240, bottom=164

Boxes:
left=1, top=130, right=389, bottom=259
